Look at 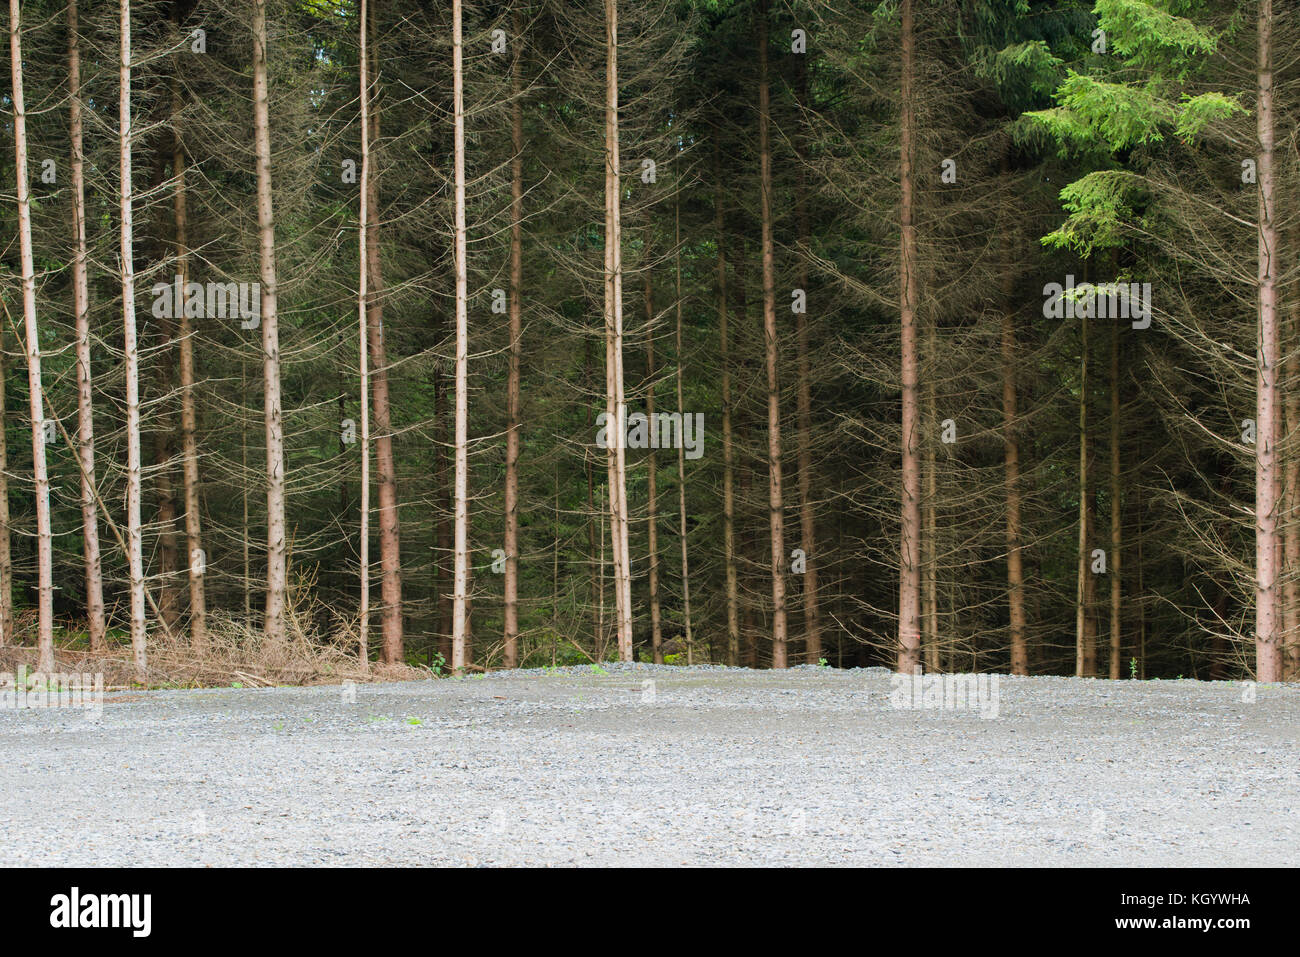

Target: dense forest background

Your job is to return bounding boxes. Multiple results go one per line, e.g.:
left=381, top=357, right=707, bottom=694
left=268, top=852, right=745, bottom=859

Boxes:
left=1, top=0, right=1296, bottom=681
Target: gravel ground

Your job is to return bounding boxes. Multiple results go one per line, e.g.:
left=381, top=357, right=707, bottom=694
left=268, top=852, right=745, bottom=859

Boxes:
left=1, top=664, right=1296, bottom=866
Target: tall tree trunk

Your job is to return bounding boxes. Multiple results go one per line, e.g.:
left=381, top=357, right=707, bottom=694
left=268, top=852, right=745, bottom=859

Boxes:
left=1135, top=485, right=1145, bottom=678
left=923, top=327, right=938, bottom=672
left=645, top=274, right=663, bottom=664
left=119, top=0, right=147, bottom=675
left=241, top=356, right=251, bottom=622
left=583, top=338, right=599, bottom=650
left=734, top=234, right=758, bottom=668
left=503, top=15, right=524, bottom=668
left=603, top=0, right=633, bottom=661
left=715, top=146, right=740, bottom=667
left=12, top=0, right=55, bottom=672
left=1254, top=0, right=1282, bottom=681
left=673, top=198, right=695, bottom=664
left=451, top=0, right=471, bottom=672
left=69, top=0, right=106, bottom=653
left=1000, top=213, right=1027, bottom=675
left=756, top=0, right=787, bottom=669
left=366, top=83, right=403, bottom=665
left=792, top=48, right=819, bottom=666
left=1076, top=311, right=1090, bottom=677
left=1109, top=319, right=1122, bottom=679
left=434, top=363, right=451, bottom=666
left=150, top=136, right=183, bottom=640
left=896, top=0, right=921, bottom=674
left=357, top=0, right=372, bottom=666
left=152, top=394, right=182, bottom=638
left=1285, top=289, right=1299, bottom=680
left=170, top=33, right=206, bottom=650
left=252, top=0, right=287, bottom=645
left=0, top=332, right=10, bottom=646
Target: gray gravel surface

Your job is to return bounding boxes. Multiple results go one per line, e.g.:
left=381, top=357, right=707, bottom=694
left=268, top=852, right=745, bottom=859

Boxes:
left=1, top=664, right=1296, bottom=866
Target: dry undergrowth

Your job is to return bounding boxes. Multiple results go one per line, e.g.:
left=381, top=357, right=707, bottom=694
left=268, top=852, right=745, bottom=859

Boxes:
left=0, top=577, right=431, bottom=690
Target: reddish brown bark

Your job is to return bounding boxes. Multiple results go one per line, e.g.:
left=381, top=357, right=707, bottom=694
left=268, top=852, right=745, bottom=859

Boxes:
left=715, top=146, right=740, bottom=667
left=503, top=16, right=524, bottom=668
left=69, top=0, right=106, bottom=652
left=170, top=35, right=207, bottom=650
left=1000, top=219, right=1027, bottom=675
left=756, top=0, right=788, bottom=669
left=365, top=94, right=403, bottom=665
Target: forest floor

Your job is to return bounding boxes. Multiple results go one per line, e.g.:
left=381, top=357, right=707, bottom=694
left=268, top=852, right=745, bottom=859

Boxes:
left=1, top=664, right=1296, bottom=866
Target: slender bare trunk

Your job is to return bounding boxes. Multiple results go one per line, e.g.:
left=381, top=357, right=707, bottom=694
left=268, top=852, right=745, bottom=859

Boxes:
left=715, top=147, right=739, bottom=667
left=451, top=0, right=471, bottom=672
left=69, top=0, right=106, bottom=652
left=583, top=339, right=599, bottom=649
left=1109, top=320, right=1122, bottom=679
left=150, top=136, right=182, bottom=639
left=603, top=0, right=633, bottom=661
left=1076, top=311, right=1089, bottom=677
left=896, top=0, right=921, bottom=674
left=1001, top=241, right=1027, bottom=675
left=673, top=198, right=694, bottom=664
left=434, top=363, right=451, bottom=666
left=12, top=0, right=55, bottom=671
left=241, top=356, right=251, bottom=622
left=1084, top=489, right=1099, bottom=675
left=503, top=18, right=524, bottom=668
left=152, top=400, right=182, bottom=637
left=757, top=0, right=787, bottom=669
left=1136, top=488, right=1145, bottom=678
left=1285, top=291, right=1299, bottom=680
left=357, top=0, right=372, bottom=666
left=366, top=93, right=402, bottom=665
left=252, top=0, right=287, bottom=645
left=1255, top=0, right=1282, bottom=681
left=0, top=333, right=10, bottom=646
left=793, top=51, right=819, bottom=666
left=170, top=39, right=206, bottom=650
left=734, top=235, right=758, bottom=668
left=119, top=0, right=146, bottom=675
left=923, top=328, right=938, bottom=672
left=645, top=274, right=663, bottom=664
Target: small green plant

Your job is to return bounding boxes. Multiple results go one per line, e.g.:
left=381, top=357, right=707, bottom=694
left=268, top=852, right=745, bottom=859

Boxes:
left=818, top=657, right=828, bottom=668
left=406, top=716, right=422, bottom=726
left=1129, top=657, right=1138, bottom=679
left=231, top=681, right=243, bottom=689
left=425, top=652, right=447, bottom=677
left=589, top=663, right=609, bottom=676
left=664, top=653, right=681, bottom=665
